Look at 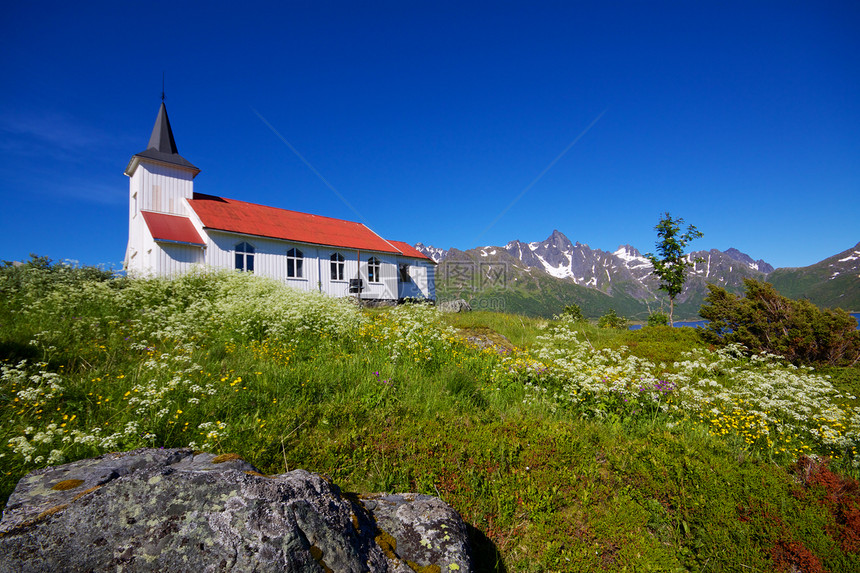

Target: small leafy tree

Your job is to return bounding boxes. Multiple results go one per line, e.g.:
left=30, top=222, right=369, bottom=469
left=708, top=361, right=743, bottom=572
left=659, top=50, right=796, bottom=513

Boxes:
left=645, top=213, right=703, bottom=326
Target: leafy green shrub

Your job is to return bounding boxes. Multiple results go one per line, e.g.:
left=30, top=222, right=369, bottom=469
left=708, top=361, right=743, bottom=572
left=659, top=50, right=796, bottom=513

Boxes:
left=700, top=279, right=860, bottom=366
left=646, top=312, right=669, bottom=327
left=597, top=308, right=628, bottom=329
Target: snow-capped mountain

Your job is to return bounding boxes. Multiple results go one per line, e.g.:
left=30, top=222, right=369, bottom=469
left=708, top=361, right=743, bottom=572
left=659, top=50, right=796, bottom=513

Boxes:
left=416, top=234, right=859, bottom=317
left=501, top=230, right=654, bottom=297
left=417, top=230, right=775, bottom=305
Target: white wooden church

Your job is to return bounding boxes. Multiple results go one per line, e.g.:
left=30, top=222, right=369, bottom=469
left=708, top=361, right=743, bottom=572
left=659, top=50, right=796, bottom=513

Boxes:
left=123, top=102, right=435, bottom=301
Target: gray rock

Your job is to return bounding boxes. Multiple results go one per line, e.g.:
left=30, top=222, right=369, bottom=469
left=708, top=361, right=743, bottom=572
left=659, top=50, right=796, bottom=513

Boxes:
left=0, top=448, right=254, bottom=535
left=439, top=299, right=471, bottom=313
left=0, top=448, right=472, bottom=573
left=363, top=493, right=471, bottom=572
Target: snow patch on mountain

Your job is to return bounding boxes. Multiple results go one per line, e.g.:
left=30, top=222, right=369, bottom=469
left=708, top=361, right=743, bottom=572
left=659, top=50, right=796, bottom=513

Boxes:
left=613, top=245, right=651, bottom=269
left=838, top=251, right=860, bottom=263
left=535, top=253, right=574, bottom=279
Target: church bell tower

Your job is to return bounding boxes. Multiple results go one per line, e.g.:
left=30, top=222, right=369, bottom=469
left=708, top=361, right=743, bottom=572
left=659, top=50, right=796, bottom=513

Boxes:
left=123, top=102, right=201, bottom=272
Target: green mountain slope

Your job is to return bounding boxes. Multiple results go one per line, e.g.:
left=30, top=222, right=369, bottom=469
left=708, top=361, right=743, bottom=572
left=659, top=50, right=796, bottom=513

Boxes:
left=768, top=242, right=860, bottom=311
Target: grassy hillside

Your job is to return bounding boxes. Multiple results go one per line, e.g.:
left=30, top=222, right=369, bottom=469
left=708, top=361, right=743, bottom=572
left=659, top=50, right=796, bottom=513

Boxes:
left=2, top=262, right=859, bottom=571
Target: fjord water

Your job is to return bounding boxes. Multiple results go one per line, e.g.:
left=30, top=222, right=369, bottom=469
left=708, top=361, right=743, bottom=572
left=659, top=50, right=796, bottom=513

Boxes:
left=630, top=313, right=860, bottom=331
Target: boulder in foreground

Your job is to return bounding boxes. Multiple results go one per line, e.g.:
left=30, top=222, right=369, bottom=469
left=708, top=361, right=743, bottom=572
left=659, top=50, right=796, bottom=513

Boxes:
left=0, top=448, right=472, bottom=573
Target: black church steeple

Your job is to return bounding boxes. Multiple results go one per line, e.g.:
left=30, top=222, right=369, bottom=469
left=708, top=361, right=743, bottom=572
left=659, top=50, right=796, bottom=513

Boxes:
left=125, top=101, right=200, bottom=176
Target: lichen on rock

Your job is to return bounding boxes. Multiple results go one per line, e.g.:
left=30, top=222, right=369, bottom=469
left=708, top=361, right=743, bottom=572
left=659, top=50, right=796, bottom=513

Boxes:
left=0, top=448, right=473, bottom=572
left=362, top=493, right=472, bottom=573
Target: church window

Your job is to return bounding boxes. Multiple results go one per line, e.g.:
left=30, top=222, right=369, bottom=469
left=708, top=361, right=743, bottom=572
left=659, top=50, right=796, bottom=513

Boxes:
left=235, top=242, right=255, bottom=272
left=330, top=253, right=345, bottom=280
left=287, top=248, right=303, bottom=278
left=367, top=257, right=381, bottom=283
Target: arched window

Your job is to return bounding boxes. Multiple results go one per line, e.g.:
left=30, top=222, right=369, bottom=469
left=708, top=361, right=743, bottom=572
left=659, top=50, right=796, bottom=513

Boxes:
left=235, top=242, right=254, bottom=272
left=330, top=252, right=344, bottom=280
left=367, top=256, right=381, bottom=283
left=287, top=248, right=303, bottom=278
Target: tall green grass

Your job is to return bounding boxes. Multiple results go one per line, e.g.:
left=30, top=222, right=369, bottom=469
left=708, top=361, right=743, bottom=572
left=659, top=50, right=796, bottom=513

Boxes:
left=1, top=261, right=858, bottom=572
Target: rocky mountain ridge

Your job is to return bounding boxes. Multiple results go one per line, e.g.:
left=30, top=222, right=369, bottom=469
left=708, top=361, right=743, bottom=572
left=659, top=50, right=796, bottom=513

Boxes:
left=416, top=232, right=860, bottom=318
left=419, top=229, right=771, bottom=297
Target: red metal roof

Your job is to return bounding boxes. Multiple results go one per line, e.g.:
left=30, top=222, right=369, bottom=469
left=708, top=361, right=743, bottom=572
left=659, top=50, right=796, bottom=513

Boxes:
left=142, top=211, right=205, bottom=246
left=388, top=240, right=434, bottom=262
left=187, top=193, right=401, bottom=254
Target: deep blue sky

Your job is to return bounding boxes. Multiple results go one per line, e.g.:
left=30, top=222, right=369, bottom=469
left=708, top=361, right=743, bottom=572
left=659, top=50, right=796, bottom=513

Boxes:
left=1, top=1, right=857, bottom=270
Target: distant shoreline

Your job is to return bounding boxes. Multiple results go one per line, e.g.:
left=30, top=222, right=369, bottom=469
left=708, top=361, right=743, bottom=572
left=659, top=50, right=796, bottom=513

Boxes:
left=629, top=312, right=860, bottom=331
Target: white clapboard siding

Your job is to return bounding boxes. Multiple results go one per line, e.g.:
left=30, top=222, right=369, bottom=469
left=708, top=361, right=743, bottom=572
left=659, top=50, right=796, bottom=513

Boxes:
left=130, top=162, right=195, bottom=216
left=155, top=243, right=205, bottom=276
left=206, top=232, right=317, bottom=287
left=319, top=249, right=359, bottom=298
left=200, top=233, right=416, bottom=300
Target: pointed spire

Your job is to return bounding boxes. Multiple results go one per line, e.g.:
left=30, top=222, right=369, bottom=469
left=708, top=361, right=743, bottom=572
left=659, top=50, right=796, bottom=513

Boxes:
left=147, top=102, right=179, bottom=154
left=126, top=101, right=200, bottom=176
